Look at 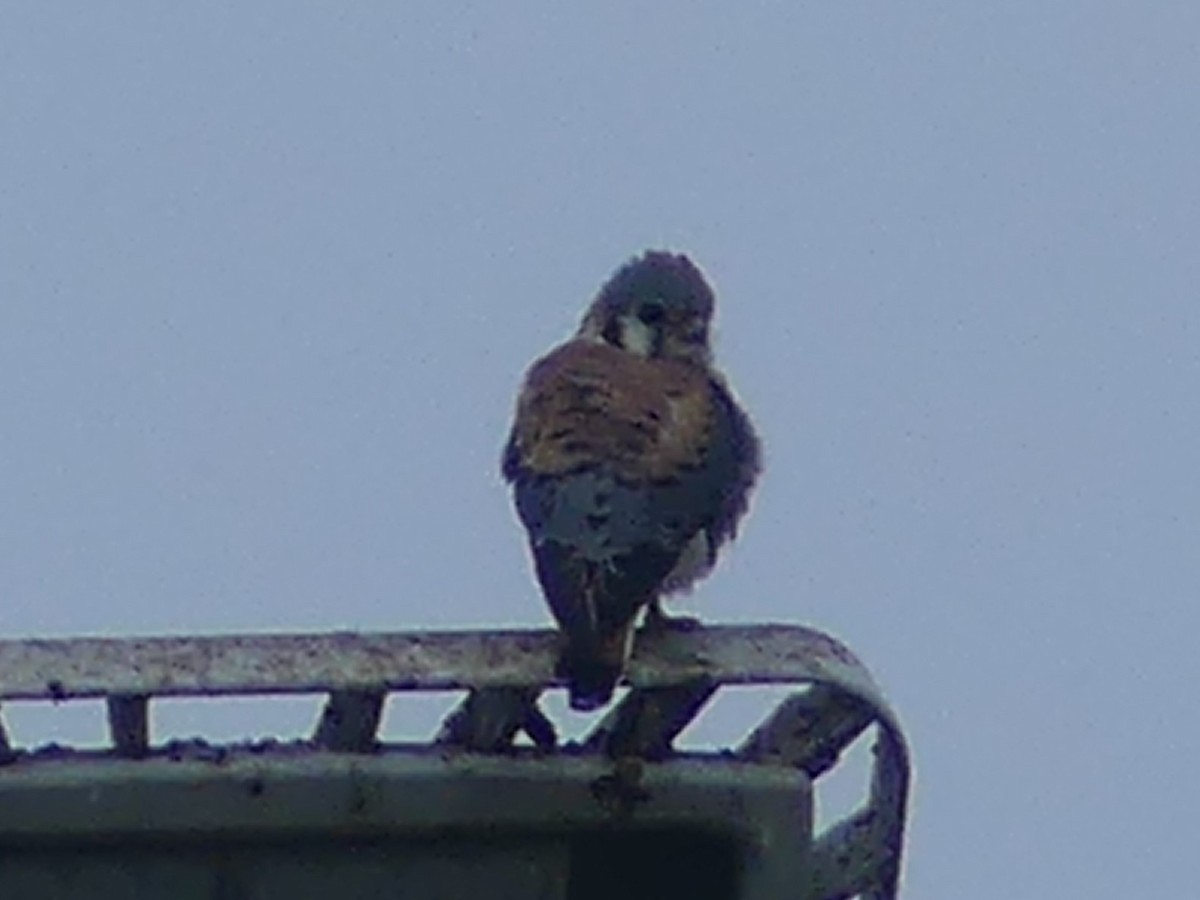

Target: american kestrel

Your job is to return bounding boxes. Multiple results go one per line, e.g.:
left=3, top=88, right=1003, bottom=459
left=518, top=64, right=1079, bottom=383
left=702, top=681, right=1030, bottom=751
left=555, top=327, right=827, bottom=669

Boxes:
left=502, top=251, right=760, bottom=711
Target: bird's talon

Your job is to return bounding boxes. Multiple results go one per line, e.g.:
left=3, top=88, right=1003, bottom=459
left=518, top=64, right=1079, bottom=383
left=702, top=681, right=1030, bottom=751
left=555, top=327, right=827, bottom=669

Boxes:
left=642, top=605, right=703, bottom=634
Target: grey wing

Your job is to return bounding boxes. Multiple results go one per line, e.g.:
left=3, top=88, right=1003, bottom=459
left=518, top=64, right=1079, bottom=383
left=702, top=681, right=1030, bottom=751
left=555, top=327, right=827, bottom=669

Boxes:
left=703, top=376, right=762, bottom=551
left=647, top=378, right=760, bottom=593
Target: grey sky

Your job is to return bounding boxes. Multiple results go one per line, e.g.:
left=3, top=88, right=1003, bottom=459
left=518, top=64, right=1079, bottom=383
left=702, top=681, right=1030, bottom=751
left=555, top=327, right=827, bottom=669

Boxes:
left=2, top=5, right=1197, bottom=897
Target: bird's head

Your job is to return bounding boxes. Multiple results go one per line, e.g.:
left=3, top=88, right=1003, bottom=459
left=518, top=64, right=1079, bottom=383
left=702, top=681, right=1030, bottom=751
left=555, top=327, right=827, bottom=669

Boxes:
left=578, top=250, right=716, bottom=367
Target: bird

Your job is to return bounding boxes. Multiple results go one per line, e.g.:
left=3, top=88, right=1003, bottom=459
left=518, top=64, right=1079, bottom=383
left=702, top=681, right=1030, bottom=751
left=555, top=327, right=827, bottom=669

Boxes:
left=502, top=250, right=761, bottom=711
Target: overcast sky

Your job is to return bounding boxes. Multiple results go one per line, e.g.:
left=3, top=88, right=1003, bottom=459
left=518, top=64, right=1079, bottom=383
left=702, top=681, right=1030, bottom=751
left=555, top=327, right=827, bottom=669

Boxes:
left=2, top=4, right=1197, bottom=897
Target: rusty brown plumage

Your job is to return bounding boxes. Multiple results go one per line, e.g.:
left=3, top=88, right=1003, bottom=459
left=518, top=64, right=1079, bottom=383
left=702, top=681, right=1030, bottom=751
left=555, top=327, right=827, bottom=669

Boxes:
left=512, top=341, right=716, bottom=482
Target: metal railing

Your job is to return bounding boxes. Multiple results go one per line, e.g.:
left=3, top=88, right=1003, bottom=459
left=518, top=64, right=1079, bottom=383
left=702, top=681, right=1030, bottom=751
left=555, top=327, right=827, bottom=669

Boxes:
left=0, top=623, right=909, bottom=899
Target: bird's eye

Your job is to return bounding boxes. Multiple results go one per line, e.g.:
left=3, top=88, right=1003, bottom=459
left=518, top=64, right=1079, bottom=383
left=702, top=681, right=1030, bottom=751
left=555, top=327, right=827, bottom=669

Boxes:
left=637, top=301, right=665, bottom=326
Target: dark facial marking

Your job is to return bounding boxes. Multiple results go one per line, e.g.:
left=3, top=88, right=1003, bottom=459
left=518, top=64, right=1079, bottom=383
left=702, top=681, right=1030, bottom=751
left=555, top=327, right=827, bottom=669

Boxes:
left=602, top=317, right=622, bottom=346
left=637, top=300, right=666, bottom=326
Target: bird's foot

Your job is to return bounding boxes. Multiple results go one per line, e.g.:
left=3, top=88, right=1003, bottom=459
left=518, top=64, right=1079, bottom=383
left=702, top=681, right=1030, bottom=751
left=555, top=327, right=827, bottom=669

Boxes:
left=642, top=602, right=703, bottom=634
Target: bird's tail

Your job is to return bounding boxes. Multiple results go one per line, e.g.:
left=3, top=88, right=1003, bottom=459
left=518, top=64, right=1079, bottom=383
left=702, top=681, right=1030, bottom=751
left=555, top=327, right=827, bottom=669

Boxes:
left=559, top=622, right=635, bottom=712
left=531, top=541, right=651, bottom=711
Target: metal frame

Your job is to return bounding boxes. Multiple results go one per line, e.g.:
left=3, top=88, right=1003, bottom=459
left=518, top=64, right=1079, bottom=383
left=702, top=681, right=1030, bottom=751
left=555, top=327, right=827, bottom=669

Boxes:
left=0, top=624, right=909, bottom=899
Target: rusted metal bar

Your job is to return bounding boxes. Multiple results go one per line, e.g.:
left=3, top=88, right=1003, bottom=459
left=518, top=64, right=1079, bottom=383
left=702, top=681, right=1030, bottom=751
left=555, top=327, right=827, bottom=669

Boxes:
left=106, top=694, right=150, bottom=758
left=865, top=726, right=910, bottom=899
left=436, top=687, right=555, bottom=752
left=583, top=680, right=717, bottom=760
left=807, top=727, right=909, bottom=900
left=807, top=806, right=886, bottom=900
left=804, top=706, right=910, bottom=900
left=0, top=624, right=873, bottom=702
left=738, top=683, right=875, bottom=778
left=312, top=690, right=386, bottom=752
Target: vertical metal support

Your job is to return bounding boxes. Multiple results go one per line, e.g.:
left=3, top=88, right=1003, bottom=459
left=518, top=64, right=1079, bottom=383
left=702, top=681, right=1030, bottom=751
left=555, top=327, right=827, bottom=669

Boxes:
left=863, top=725, right=910, bottom=899
left=0, top=704, right=15, bottom=764
left=106, top=694, right=150, bottom=758
left=313, top=689, right=386, bottom=752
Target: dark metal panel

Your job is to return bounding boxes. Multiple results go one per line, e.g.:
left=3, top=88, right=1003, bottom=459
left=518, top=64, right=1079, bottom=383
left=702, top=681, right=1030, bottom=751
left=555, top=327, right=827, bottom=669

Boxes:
left=0, top=753, right=807, bottom=842
left=0, top=753, right=809, bottom=900
left=1, top=841, right=569, bottom=900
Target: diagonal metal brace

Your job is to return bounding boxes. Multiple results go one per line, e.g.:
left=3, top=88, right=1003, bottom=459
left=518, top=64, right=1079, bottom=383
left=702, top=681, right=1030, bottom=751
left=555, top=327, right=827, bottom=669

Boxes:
left=738, top=682, right=874, bottom=778
left=583, top=679, right=717, bottom=760
left=436, top=687, right=555, bottom=753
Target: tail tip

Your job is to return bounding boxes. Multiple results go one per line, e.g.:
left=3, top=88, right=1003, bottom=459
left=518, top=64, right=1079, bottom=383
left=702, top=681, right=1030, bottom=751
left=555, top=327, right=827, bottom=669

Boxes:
left=558, top=627, right=633, bottom=713
left=568, top=684, right=615, bottom=712
left=560, top=655, right=621, bottom=712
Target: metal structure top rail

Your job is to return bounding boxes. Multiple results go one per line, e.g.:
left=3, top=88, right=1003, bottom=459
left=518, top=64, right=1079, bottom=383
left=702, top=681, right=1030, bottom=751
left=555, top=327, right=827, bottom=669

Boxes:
left=0, top=624, right=867, bottom=699
left=0, top=623, right=909, bottom=900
